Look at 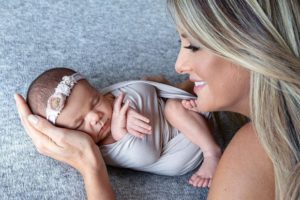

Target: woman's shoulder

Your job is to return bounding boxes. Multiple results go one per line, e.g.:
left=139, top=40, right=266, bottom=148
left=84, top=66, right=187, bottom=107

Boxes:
left=236, top=122, right=254, bottom=136
left=208, top=122, right=275, bottom=199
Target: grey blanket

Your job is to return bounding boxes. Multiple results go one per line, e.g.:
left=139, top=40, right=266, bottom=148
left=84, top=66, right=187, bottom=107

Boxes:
left=100, top=80, right=202, bottom=175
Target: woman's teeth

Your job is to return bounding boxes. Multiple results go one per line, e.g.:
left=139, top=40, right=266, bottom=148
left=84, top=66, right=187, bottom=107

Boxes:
left=195, top=81, right=206, bottom=86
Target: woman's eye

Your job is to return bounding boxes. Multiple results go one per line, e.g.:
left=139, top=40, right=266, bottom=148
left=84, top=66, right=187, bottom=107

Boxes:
left=184, top=44, right=200, bottom=52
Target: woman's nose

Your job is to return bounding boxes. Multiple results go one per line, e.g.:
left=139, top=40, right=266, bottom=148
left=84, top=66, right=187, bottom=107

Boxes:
left=175, top=49, right=190, bottom=74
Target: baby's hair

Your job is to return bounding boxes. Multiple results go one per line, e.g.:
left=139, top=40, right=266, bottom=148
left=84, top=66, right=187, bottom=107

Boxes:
left=26, top=67, right=76, bottom=117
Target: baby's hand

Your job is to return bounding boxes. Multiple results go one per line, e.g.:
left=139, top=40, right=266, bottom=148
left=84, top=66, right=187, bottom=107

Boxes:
left=127, top=108, right=152, bottom=139
left=111, top=92, right=151, bottom=141
left=182, top=99, right=199, bottom=112
left=111, top=92, right=130, bottom=140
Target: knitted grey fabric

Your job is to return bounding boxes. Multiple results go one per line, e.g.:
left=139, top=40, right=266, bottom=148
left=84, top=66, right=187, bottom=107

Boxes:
left=0, top=0, right=209, bottom=199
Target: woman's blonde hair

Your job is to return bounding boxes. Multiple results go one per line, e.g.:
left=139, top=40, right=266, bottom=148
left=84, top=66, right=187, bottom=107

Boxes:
left=167, top=0, right=300, bottom=199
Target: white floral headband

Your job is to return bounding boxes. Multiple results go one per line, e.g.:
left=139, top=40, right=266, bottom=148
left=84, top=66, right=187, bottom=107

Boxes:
left=46, top=73, right=85, bottom=124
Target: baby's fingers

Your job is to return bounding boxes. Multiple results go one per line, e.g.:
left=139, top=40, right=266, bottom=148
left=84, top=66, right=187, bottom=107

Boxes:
left=129, top=124, right=151, bottom=135
left=113, top=92, right=125, bottom=113
left=128, top=109, right=150, bottom=123
left=120, top=100, right=130, bottom=115
left=127, top=129, right=145, bottom=139
left=129, top=119, right=151, bottom=133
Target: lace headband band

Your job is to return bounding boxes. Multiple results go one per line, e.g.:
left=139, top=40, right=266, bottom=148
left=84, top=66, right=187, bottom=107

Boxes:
left=46, top=73, right=85, bottom=124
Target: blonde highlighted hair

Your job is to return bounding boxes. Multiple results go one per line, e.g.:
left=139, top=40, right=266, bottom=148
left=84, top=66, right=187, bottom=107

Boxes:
left=167, top=0, right=300, bottom=199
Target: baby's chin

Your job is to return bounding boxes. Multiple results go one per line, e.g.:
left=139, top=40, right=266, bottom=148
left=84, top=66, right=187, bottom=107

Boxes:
left=93, top=127, right=111, bottom=144
left=91, top=133, right=100, bottom=144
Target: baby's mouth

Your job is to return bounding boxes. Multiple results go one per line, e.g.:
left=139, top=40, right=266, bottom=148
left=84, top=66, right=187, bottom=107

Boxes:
left=98, top=115, right=109, bottom=134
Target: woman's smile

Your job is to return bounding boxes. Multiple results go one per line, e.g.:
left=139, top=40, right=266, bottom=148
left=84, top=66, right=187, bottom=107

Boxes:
left=193, top=81, right=207, bottom=93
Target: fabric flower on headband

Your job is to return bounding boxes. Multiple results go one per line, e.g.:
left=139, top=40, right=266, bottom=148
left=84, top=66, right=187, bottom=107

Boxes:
left=46, top=73, right=85, bottom=124
left=48, top=93, right=66, bottom=112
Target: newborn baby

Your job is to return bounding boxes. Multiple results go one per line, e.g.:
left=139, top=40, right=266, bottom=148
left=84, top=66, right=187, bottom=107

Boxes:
left=27, top=67, right=221, bottom=187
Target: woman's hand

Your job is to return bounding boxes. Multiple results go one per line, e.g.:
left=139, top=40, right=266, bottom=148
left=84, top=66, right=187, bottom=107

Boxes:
left=14, top=93, right=103, bottom=175
left=15, top=93, right=115, bottom=199
left=111, top=92, right=152, bottom=140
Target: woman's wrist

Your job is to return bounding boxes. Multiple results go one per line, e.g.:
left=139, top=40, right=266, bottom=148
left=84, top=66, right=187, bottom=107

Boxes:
left=80, top=143, right=115, bottom=200
left=79, top=142, right=104, bottom=176
left=82, top=160, right=115, bottom=200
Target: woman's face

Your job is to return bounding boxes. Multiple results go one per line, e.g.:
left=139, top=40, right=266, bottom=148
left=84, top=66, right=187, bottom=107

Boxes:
left=176, top=31, right=250, bottom=116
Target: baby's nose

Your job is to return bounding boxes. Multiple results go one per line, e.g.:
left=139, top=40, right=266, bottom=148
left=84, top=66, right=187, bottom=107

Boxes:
left=87, top=111, right=102, bottom=125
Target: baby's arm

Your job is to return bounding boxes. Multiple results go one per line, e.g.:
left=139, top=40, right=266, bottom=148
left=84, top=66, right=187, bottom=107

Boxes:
left=111, top=92, right=152, bottom=141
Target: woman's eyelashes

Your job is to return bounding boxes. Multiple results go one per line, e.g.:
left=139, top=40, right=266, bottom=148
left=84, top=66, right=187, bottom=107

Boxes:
left=184, top=44, right=200, bottom=52
left=178, top=39, right=200, bottom=52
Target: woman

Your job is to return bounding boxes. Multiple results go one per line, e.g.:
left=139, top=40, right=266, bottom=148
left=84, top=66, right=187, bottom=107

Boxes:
left=15, top=0, right=300, bottom=199
left=168, top=1, right=300, bottom=199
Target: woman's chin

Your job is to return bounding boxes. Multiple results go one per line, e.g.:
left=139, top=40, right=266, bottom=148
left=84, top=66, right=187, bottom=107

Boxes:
left=194, top=99, right=206, bottom=111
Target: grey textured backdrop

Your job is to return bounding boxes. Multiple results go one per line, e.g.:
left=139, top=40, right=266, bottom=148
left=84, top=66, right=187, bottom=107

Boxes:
left=0, top=0, right=208, bottom=199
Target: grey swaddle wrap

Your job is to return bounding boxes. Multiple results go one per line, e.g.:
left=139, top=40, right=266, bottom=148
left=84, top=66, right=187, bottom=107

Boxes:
left=100, top=80, right=203, bottom=176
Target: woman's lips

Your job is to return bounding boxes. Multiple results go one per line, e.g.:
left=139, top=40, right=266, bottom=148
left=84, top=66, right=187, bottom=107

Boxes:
left=193, top=81, right=207, bottom=93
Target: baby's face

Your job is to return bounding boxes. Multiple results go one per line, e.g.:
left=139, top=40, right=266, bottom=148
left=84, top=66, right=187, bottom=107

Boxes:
left=55, top=80, right=114, bottom=143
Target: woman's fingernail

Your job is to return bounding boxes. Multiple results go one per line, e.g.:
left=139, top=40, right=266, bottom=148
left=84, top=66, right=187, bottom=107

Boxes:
left=28, top=115, right=39, bottom=125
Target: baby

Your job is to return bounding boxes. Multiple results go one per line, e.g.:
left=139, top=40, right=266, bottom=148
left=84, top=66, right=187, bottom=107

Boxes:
left=27, top=67, right=221, bottom=188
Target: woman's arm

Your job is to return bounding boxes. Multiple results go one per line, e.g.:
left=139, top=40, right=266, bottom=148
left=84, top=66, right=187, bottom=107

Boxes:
left=208, top=123, right=274, bottom=200
left=15, top=94, right=115, bottom=200
left=83, top=159, right=114, bottom=200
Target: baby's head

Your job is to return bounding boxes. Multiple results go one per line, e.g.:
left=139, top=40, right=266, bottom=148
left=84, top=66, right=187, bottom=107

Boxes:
left=27, top=67, right=114, bottom=143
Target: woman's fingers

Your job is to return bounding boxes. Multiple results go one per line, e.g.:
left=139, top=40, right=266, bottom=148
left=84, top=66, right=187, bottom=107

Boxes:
left=15, top=93, right=63, bottom=147
left=14, top=93, right=33, bottom=133
left=15, top=94, right=45, bottom=142
left=27, top=114, right=66, bottom=146
left=26, top=114, right=96, bottom=168
left=15, top=93, right=31, bottom=118
left=15, top=94, right=103, bottom=176
left=15, top=105, right=62, bottom=158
